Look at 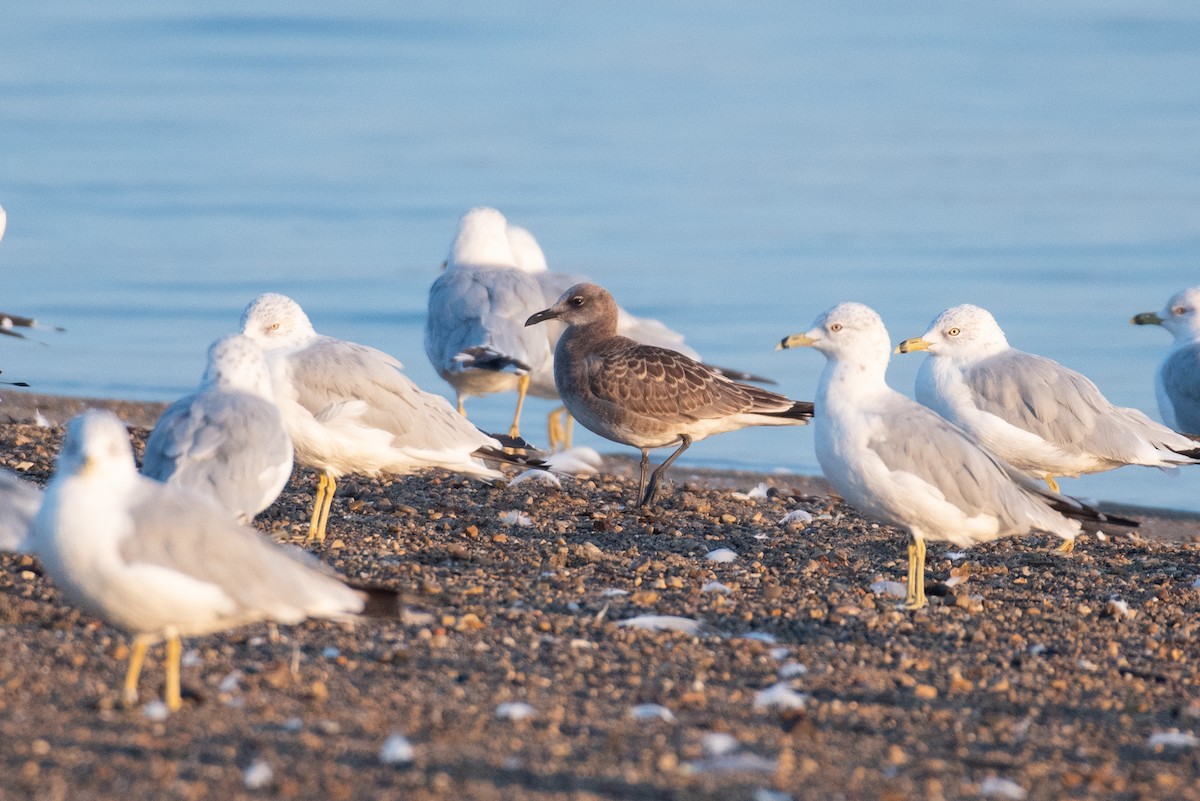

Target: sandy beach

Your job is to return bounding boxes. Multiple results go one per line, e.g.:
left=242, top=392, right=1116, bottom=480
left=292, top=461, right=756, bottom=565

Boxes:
left=3, top=390, right=1200, bottom=800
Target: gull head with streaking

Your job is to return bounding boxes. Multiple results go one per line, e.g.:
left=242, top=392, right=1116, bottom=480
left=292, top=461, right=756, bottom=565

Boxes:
left=1133, top=286, right=1200, bottom=344
left=778, top=301, right=892, bottom=377
left=199, top=333, right=275, bottom=400
left=894, top=304, right=1009, bottom=361
left=240, top=293, right=319, bottom=351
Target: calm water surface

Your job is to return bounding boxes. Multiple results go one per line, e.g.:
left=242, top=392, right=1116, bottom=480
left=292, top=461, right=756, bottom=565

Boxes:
left=2, top=2, right=1199, bottom=510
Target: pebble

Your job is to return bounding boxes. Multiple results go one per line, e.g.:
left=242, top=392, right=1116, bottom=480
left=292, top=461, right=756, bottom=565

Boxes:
left=379, top=733, right=416, bottom=765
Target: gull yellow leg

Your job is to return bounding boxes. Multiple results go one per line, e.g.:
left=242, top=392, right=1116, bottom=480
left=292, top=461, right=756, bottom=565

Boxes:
left=547, top=406, right=566, bottom=451
left=1042, top=475, right=1077, bottom=552
left=904, top=537, right=927, bottom=610
left=311, top=474, right=337, bottom=545
left=164, top=631, right=182, bottom=712
left=509, top=374, right=530, bottom=439
left=456, top=396, right=466, bottom=416
left=563, top=413, right=574, bottom=449
left=122, top=637, right=150, bottom=708
left=306, top=472, right=329, bottom=543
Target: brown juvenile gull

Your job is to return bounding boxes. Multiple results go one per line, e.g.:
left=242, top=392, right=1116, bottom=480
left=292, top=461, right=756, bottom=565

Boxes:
left=507, top=219, right=776, bottom=450
left=242, top=292, right=531, bottom=544
left=526, top=282, right=813, bottom=506
left=29, top=409, right=395, bottom=712
left=779, top=302, right=1137, bottom=609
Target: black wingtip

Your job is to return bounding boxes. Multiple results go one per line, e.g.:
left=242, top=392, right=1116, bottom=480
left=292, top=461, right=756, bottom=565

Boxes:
left=474, top=445, right=548, bottom=471
left=455, top=347, right=530, bottom=374
left=705, top=364, right=778, bottom=385
left=783, top=400, right=815, bottom=420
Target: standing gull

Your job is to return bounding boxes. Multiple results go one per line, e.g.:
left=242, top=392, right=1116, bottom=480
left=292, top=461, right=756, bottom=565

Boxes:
left=141, top=333, right=293, bottom=523
left=778, top=302, right=1135, bottom=609
left=425, top=207, right=552, bottom=438
left=1133, top=286, right=1200, bottom=435
left=242, top=293, right=521, bottom=543
left=507, top=219, right=775, bottom=449
left=895, top=305, right=1200, bottom=503
left=29, top=409, right=389, bottom=712
left=526, top=282, right=812, bottom=507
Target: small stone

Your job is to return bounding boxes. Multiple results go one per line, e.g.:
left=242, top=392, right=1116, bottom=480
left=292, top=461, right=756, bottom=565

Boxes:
left=379, top=733, right=415, bottom=765
left=243, top=758, right=274, bottom=790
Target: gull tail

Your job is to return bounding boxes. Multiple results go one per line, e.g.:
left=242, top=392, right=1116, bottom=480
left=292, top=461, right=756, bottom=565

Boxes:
left=1039, top=492, right=1139, bottom=529
left=1168, top=444, right=1200, bottom=461
left=487, top=431, right=538, bottom=451
left=473, top=445, right=548, bottom=472
left=452, top=347, right=530, bottom=374
left=705, top=363, right=777, bottom=385
left=763, top=399, right=815, bottom=422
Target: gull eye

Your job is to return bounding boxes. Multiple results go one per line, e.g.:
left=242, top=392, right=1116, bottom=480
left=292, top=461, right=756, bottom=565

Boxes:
left=829, top=322, right=843, bottom=332
left=948, top=327, right=961, bottom=337
left=570, top=296, right=585, bottom=307
left=270, top=322, right=280, bottom=331
left=1173, top=306, right=1188, bottom=316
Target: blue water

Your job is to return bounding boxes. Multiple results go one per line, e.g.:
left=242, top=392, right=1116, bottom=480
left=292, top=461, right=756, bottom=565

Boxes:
left=2, top=2, right=1199, bottom=510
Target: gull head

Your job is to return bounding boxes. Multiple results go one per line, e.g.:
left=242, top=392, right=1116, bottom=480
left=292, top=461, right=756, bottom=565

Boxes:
left=240, top=293, right=317, bottom=350
left=448, top=207, right=517, bottom=270
left=57, top=409, right=136, bottom=480
left=507, top=224, right=549, bottom=274
left=779, top=302, right=890, bottom=362
left=200, top=333, right=275, bottom=399
left=1133, top=286, right=1200, bottom=343
left=526, top=282, right=618, bottom=331
left=897, top=304, right=1008, bottom=360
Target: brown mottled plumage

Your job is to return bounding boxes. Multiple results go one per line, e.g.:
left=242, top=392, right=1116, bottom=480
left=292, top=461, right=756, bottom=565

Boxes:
left=527, top=283, right=812, bottom=506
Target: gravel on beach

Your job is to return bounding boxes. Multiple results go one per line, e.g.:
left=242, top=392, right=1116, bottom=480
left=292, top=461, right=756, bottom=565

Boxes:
left=3, top=391, right=1200, bottom=801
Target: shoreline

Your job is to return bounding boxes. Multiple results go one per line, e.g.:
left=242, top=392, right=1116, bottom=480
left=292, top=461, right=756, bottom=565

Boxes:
left=3, top=387, right=1198, bottom=543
